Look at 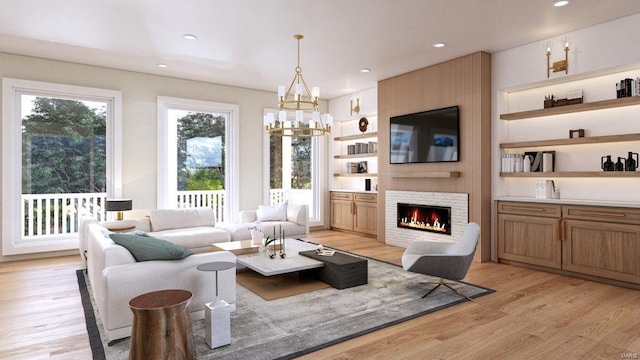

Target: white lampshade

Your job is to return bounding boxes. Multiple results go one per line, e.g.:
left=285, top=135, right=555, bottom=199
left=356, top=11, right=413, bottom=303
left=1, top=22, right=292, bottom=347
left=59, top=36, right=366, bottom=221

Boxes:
left=296, top=110, right=303, bottom=122
left=311, top=86, right=319, bottom=98
left=278, top=86, right=285, bottom=97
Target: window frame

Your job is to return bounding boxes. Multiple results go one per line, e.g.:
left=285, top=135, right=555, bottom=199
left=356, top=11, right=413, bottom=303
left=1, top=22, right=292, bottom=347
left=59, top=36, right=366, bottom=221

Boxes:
left=2, top=78, right=122, bottom=255
left=262, top=108, right=327, bottom=227
left=157, top=96, right=239, bottom=223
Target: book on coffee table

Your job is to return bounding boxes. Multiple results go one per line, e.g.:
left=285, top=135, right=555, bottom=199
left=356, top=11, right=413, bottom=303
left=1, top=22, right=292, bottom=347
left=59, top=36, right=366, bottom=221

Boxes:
left=316, top=249, right=335, bottom=256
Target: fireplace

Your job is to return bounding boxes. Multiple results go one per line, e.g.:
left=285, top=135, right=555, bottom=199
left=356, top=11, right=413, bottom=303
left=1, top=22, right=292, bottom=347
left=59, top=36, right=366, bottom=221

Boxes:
left=397, top=203, right=452, bottom=235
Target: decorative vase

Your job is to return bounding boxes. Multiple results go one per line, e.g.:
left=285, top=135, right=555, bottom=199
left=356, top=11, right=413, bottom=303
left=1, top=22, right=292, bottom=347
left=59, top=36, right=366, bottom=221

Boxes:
left=250, top=231, right=262, bottom=245
left=601, top=155, right=614, bottom=171
left=625, top=152, right=638, bottom=171
left=615, top=157, right=624, bottom=171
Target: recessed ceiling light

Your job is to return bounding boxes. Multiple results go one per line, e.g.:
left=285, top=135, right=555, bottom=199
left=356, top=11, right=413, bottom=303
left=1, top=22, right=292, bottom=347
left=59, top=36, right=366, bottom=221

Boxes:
left=158, top=64, right=168, bottom=68
left=432, top=42, right=446, bottom=48
left=553, top=0, right=569, bottom=7
left=360, top=68, right=371, bottom=73
left=182, top=34, right=197, bottom=40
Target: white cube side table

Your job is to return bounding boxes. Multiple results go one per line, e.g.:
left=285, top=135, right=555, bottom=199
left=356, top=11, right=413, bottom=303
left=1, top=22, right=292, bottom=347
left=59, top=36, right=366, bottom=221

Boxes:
left=196, top=261, right=235, bottom=349
left=205, top=300, right=231, bottom=349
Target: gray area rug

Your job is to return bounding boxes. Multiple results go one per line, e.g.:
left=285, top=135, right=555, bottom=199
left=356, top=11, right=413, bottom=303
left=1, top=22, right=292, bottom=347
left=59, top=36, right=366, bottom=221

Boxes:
left=78, top=256, right=493, bottom=360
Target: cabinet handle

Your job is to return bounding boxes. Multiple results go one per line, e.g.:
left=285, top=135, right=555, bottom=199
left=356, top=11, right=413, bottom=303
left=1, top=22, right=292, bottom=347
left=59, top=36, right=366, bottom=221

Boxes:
left=573, top=211, right=626, bottom=218
left=351, top=201, right=355, bottom=215
left=507, top=206, right=546, bottom=212
left=559, top=220, right=566, bottom=241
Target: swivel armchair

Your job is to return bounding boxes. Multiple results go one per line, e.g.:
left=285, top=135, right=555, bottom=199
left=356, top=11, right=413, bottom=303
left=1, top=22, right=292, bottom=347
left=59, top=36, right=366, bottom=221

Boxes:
left=401, top=222, right=480, bottom=301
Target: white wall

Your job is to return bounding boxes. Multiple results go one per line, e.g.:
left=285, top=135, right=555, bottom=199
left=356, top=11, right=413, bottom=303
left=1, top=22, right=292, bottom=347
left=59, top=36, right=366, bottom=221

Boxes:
left=0, top=51, right=327, bottom=262
left=492, top=13, right=640, bottom=202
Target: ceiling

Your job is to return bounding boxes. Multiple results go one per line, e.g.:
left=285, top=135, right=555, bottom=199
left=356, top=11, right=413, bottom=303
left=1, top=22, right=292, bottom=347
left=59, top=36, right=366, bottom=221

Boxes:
left=1, top=0, right=640, bottom=100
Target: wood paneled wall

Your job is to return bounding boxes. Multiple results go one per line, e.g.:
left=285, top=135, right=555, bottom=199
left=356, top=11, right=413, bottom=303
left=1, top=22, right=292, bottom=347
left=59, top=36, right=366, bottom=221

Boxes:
left=377, top=52, right=492, bottom=262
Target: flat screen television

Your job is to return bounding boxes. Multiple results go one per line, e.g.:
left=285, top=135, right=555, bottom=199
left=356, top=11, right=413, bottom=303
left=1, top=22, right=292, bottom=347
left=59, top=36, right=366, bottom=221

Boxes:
left=389, top=105, right=459, bottom=164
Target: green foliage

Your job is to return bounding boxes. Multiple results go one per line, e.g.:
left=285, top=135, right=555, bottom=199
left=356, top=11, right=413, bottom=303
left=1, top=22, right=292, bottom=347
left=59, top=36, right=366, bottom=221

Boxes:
left=176, top=112, right=226, bottom=190
left=21, top=97, right=106, bottom=194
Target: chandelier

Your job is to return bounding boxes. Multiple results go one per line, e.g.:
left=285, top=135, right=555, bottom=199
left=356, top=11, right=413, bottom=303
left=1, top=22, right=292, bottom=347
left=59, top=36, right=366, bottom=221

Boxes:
left=264, top=34, right=332, bottom=137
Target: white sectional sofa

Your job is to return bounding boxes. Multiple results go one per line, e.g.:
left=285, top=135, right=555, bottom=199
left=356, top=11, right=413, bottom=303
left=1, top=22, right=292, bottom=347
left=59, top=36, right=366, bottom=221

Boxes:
left=79, top=204, right=309, bottom=342
left=82, top=207, right=237, bottom=342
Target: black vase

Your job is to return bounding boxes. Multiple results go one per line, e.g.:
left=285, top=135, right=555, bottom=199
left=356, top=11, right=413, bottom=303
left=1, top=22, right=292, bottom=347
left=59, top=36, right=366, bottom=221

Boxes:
left=625, top=152, right=638, bottom=171
left=601, top=155, right=615, bottom=171
left=615, top=157, right=624, bottom=171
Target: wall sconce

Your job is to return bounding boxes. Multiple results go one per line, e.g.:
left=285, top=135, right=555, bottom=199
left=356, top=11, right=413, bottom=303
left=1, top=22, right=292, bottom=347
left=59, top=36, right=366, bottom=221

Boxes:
left=105, top=199, right=133, bottom=220
left=350, top=97, right=360, bottom=116
left=547, top=42, right=569, bottom=78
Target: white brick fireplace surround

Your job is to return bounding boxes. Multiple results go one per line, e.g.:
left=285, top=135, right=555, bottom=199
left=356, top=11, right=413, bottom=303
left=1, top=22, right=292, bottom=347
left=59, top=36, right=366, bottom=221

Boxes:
left=385, top=191, right=468, bottom=248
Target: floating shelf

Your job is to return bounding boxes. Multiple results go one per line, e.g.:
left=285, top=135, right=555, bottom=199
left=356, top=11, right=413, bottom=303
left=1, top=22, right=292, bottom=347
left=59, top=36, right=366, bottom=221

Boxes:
left=500, top=133, right=640, bottom=149
left=500, top=171, right=640, bottom=178
left=333, top=173, right=377, bottom=177
left=383, top=171, right=461, bottom=178
left=500, top=96, right=640, bottom=121
left=334, top=132, right=378, bottom=141
left=334, top=152, right=377, bottom=159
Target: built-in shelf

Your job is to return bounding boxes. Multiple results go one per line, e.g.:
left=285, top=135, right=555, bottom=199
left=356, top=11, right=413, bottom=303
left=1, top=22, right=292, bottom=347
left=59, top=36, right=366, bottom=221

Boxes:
left=333, top=173, right=377, bottom=177
left=333, top=132, right=378, bottom=141
left=500, top=133, right=640, bottom=149
left=500, top=171, right=640, bottom=178
left=333, top=152, right=377, bottom=159
left=383, top=171, right=461, bottom=178
left=500, top=96, right=640, bottom=121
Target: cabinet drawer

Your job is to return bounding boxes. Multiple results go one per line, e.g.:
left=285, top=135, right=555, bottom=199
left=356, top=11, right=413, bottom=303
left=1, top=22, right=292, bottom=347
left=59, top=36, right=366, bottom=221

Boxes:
left=498, top=201, right=561, bottom=218
left=354, top=193, right=377, bottom=203
left=331, top=192, right=354, bottom=200
left=563, top=205, right=640, bottom=225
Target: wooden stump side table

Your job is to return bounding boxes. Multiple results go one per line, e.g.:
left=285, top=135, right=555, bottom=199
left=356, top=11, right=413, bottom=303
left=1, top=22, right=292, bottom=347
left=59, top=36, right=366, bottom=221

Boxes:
left=128, top=289, right=196, bottom=360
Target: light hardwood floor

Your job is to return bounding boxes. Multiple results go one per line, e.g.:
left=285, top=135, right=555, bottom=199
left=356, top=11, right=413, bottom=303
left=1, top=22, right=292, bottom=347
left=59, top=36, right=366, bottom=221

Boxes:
left=1, top=229, right=638, bottom=359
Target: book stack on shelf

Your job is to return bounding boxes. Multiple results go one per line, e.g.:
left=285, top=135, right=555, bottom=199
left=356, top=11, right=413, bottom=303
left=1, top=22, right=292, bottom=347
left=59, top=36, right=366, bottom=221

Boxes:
left=617, top=77, right=640, bottom=98
left=347, top=142, right=378, bottom=155
left=346, top=161, right=368, bottom=174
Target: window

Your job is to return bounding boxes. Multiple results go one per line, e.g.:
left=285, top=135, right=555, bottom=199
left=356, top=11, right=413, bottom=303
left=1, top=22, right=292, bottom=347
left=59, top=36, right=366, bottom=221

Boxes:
left=263, top=109, right=327, bottom=227
left=157, top=97, right=239, bottom=224
left=2, top=78, right=122, bottom=255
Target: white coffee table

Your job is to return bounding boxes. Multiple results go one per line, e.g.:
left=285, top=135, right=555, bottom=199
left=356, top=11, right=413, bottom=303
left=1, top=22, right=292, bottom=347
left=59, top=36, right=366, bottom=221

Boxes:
left=236, top=238, right=323, bottom=276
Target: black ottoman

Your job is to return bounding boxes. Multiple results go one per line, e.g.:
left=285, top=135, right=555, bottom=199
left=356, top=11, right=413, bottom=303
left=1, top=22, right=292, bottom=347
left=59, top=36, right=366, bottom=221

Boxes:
left=299, top=250, right=368, bottom=289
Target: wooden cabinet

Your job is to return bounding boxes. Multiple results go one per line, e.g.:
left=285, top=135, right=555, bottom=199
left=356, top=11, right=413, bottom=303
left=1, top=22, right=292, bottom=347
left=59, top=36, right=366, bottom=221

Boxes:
left=498, top=213, right=562, bottom=269
left=497, top=201, right=640, bottom=287
left=330, top=192, right=377, bottom=236
left=330, top=192, right=354, bottom=231
left=562, top=205, right=640, bottom=284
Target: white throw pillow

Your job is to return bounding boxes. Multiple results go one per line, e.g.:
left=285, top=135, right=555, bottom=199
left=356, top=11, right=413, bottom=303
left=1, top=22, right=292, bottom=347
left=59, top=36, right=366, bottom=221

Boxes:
left=257, top=202, right=287, bottom=221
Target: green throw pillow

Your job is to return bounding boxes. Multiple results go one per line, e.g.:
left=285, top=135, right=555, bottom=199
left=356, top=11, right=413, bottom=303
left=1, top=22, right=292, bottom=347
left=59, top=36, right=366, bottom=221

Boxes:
left=109, top=233, right=193, bottom=262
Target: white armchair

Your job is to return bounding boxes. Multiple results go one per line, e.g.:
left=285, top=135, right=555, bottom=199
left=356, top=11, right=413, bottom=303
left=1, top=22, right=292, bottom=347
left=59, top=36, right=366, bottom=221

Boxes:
left=402, top=222, right=480, bottom=301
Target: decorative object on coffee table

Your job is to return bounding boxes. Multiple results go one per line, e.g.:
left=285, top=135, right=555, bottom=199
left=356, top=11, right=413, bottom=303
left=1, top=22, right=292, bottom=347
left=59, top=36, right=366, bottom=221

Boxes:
left=128, top=289, right=196, bottom=360
left=196, top=261, right=236, bottom=349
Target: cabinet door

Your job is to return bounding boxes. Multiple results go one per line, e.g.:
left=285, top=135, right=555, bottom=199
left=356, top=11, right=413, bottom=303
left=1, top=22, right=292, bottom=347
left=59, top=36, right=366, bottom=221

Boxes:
left=563, top=219, right=640, bottom=284
left=354, top=201, right=377, bottom=235
left=330, top=200, right=354, bottom=231
left=498, top=213, right=562, bottom=269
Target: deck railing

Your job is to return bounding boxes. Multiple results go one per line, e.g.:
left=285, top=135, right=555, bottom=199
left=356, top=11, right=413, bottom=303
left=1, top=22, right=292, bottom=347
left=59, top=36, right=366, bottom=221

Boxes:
left=22, top=192, right=107, bottom=240
left=21, top=188, right=312, bottom=240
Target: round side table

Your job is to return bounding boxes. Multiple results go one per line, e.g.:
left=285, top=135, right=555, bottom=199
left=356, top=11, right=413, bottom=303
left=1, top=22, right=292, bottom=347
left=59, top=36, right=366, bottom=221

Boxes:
left=196, top=261, right=236, bottom=349
left=128, top=289, right=196, bottom=360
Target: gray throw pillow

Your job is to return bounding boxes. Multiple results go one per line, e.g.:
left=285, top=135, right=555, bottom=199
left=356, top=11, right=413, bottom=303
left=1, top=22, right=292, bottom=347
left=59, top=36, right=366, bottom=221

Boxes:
left=109, top=233, right=193, bottom=262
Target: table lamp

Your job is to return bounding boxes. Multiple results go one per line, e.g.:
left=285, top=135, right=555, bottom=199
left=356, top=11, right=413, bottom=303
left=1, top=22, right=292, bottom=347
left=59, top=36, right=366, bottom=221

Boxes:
left=105, top=199, right=133, bottom=220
